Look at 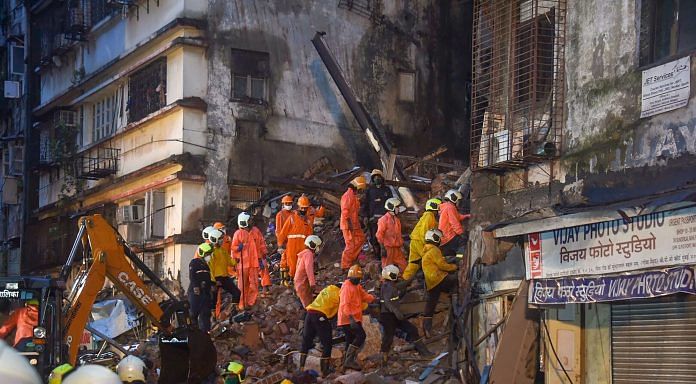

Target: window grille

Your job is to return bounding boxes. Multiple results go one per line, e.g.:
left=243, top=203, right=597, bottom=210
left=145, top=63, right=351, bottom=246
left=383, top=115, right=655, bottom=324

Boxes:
left=128, top=58, right=167, bottom=123
left=93, top=90, right=121, bottom=141
left=471, top=0, right=566, bottom=171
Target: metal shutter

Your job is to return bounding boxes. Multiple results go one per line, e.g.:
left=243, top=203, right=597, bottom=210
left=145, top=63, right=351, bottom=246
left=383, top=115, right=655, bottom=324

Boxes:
left=612, top=295, right=696, bottom=383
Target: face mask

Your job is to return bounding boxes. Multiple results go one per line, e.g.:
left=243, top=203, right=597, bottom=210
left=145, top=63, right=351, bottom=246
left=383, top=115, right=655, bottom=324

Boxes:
left=374, top=178, right=384, bottom=186
left=283, top=204, right=292, bottom=211
left=203, top=255, right=212, bottom=263
left=349, top=277, right=361, bottom=285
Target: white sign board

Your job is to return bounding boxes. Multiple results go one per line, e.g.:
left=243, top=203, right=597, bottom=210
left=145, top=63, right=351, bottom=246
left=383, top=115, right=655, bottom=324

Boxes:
left=525, top=206, right=696, bottom=279
left=640, top=56, right=690, bottom=118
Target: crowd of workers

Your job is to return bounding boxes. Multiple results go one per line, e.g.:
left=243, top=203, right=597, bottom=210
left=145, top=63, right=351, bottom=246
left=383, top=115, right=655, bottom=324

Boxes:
left=187, top=169, right=471, bottom=377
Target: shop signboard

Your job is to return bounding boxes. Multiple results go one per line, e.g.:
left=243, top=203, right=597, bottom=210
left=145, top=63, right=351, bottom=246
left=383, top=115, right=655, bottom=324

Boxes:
left=525, top=206, right=696, bottom=279
left=528, top=265, right=696, bottom=304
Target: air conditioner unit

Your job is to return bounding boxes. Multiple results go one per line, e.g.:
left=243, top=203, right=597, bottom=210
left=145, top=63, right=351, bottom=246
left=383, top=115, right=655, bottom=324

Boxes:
left=3, top=81, right=21, bottom=99
left=53, top=110, right=77, bottom=127
left=116, top=205, right=144, bottom=224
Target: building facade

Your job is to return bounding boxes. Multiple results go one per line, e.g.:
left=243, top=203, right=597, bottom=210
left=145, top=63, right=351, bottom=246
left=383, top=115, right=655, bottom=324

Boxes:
left=469, top=0, right=696, bottom=383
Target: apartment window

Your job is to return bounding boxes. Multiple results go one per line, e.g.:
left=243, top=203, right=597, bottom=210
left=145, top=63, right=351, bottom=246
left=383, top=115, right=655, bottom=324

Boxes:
left=128, top=58, right=166, bottom=123
left=515, top=6, right=555, bottom=104
left=231, top=49, right=270, bottom=102
left=640, top=0, right=696, bottom=66
left=93, top=90, right=120, bottom=141
left=9, top=44, right=25, bottom=76
left=2, top=143, right=22, bottom=176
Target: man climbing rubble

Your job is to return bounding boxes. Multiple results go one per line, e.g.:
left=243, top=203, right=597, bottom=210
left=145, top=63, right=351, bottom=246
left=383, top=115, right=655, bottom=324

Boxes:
left=294, top=235, right=322, bottom=307
left=362, top=169, right=392, bottom=260
left=403, top=198, right=442, bottom=281
left=421, top=228, right=458, bottom=338
left=277, top=195, right=314, bottom=281
left=188, top=243, right=215, bottom=333
left=376, top=197, right=408, bottom=272
left=438, top=189, right=471, bottom=257
left=341, top=176, right=367, bottom=270
left=299, top=284, right=341, bottom=377
left=276, top=195, right=295, bottom=285
left=208, top=227, right=241, bottom=306
left=379, top=264, right=433, bottom=371
left=232, top=212, right=262, bottom=311
left=338, top=265, right=375, bottom=371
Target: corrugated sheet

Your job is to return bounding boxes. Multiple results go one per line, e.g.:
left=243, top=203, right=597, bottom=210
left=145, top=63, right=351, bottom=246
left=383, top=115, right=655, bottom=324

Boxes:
left=612, top=296, right=696, bottom=383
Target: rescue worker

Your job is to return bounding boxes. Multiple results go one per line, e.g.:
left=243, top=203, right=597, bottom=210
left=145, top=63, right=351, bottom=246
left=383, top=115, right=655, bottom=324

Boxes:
left=276, top=195, right=295, bottom=284
left=214, top=221, right=233, bottom=256
left=232, top=212, right=261, bottom=310
left=376, top=197, right=408, bottom=271
left=362, top=169, right=392, bottom=260
left=48, top=364, right=74, bottom=384
left=189, top=243, right=215, bottom=332
left=300, top=284, right=341, bottom=377
left=438, top=189, right=471, bottom=257
left=403, top=198, right=442, bottom=281
left=0, top=298, right=39, bottom=347
left=294, top=235, right=322, bottom=307
left=379, top=264, right=433, bottom=370
left=62, top=365, right=121, bottom=384
left=116, top=355, right=147, bottom=384
left=0, top=339, right=42, bottom=384
left=209, top=228, right=241, bottom=305
left=250, top=216, right=272, bottom=297
left=338, top=265, right=375, bottom=371
left=340, top=176, right=367, bottom=269
left=421, top=229, right=458, bottom=338
left=277, top=195, right=313, bottom=279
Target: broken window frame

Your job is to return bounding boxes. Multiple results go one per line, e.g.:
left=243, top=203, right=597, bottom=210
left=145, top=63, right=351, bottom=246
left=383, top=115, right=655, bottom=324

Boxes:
left=230, top=48, right=270, bottom=104
left=639, top=0, right=696, bottom=67
left=92, top=88, right=122, bottom=142
left=127, top=57, right=167, bottom=123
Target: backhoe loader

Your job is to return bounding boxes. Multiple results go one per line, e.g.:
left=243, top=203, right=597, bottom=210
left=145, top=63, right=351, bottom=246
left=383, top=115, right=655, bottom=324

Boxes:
left=0, top=214, right=216, bottom=382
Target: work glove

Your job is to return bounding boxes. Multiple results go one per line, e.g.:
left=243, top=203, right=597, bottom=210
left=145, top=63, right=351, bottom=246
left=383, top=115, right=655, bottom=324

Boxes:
left=237, top=244, right=244, bottom=252
left=278, top=247, right=285, bottom=254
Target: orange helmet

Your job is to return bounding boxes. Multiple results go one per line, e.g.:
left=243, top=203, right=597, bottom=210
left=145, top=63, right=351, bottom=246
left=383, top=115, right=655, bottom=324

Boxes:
left=213, top=222, right=225, bottom=230
left=350, top=176, right=367, bottom=190
left=281, top=195, right=294, bottom=204
left=347, top=265, right=364, bottom=278
left=298, top=195, right=311, bottom=208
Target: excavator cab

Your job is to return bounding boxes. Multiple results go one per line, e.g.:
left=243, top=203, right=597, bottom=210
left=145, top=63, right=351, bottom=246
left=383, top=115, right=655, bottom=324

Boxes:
left=60, top=214, right=216, bottom=383
left=0, top=276, right=64, bottom=378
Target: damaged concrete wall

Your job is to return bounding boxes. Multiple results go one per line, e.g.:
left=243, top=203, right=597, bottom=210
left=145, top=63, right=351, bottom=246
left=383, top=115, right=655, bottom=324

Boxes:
left=204, top=0, right=471, bottom=218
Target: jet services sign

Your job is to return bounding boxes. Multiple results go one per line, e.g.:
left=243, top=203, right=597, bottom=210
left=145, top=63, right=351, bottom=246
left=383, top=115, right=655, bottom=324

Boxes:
left=525, top=206, right=696, bottom=279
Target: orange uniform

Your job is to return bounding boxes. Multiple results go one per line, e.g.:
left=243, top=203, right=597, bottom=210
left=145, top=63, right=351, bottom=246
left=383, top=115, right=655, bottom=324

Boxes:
left=250, top=226, right=272, bottom=287
left=0, top=305, right=39, bottom=346
left=340, top=188, right=365, bottom=269
left=307, top=205, right=326, bottom=226
left=277, top=211, right=313, bottom=278
left=294, top=248, right=317, bottom=307
left=376, top=213, right=407, bottom=271
left=231, top=228, right=260, bottom=309
left=338, top=280, right=375, bottom=326
left=438, top=201, right=470, bottom=245
left=220, top=233, right=236, bottom=276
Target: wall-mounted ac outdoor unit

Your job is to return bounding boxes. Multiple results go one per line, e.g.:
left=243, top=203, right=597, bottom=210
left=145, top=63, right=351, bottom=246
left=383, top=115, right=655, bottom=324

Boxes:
left=116, top=205, right=144, bottom=224
left=3, top=81, right=21, bottom=99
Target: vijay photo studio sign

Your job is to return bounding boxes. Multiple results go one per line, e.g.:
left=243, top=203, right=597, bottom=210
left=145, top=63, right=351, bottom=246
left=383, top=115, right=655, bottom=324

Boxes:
left=525, top=206, right=696, bottom=280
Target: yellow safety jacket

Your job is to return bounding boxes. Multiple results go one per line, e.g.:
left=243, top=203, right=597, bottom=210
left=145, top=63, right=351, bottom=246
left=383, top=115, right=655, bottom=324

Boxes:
left=421, top=243, right=457, bottom=290
left=404, top=211, right=438, bottom=280
left=306, top=285, right=341, bottom=318
left=209, top=246, right=234, bottom=279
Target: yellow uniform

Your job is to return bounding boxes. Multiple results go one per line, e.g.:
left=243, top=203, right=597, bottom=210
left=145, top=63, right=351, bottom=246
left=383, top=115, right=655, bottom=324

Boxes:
left=306, top=285, right=341, bottom=318
left=404, top=211, right=438, bottom=280
left=421, top=243, right=457, bottom=290
left=209, top=246, right=234, bottom=279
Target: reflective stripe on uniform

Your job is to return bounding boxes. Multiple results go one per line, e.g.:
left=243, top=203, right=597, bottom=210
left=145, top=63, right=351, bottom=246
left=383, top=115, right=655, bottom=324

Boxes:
left=288, top=234, right=307, bottom=239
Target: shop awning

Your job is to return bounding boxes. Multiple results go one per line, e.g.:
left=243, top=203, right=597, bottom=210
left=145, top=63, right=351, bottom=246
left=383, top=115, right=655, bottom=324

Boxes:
left=487, top=187, right=696, bottom=238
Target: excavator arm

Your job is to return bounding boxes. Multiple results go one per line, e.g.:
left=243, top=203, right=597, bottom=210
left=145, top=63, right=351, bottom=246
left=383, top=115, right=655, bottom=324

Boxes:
left=61, top=214, right=216, bottom=382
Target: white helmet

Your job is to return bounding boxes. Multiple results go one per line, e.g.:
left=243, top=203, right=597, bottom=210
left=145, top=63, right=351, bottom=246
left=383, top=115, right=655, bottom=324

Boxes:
left=425, top=228, right=444, bottom=245
left=444, top=189, right=463, bottom=203
left=0, top=339, right=42, bottom=384
left=237, top=211, right=251, bottom=228
left=384, top=197, right=401, bottom=212
left=382, top=264, right=400, bottom=281
left=208, top=228, right=224, bottom=245
left=202, top=225, right=215, bottom=241
left=63, top=365, right=121, bottom=384
left=304, top=235, right=323, bottom=250
left=117, top=355, right=147, bottom=383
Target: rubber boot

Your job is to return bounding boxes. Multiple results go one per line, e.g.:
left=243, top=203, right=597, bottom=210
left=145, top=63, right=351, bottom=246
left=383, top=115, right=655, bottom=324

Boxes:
left=343, top=344, right=362, bottom=371
left=320, top=358, right=333, bottom=377
left=298, top=353, right=307, bottom=372
left=414, top=339, right=435, bottom=358
left=422, top=317, right=433, bottom=338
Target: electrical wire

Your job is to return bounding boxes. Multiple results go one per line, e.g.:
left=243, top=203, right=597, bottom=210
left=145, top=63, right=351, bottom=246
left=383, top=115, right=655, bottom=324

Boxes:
left=542, top=312, right=575, bottom=384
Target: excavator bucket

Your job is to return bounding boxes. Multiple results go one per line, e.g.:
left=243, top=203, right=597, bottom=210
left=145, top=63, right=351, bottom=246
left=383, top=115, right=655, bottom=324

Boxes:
left=158, top=327, right=217, bottom=383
